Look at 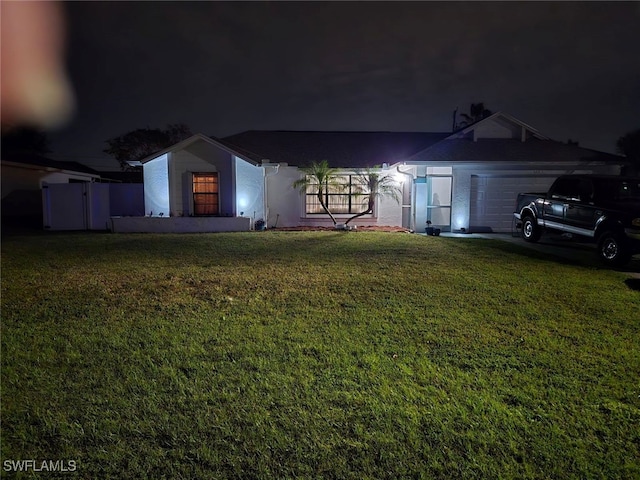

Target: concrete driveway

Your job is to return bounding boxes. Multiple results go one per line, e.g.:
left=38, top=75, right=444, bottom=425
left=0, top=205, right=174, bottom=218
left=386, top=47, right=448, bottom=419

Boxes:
left=439, top=231, right=640, bottom=275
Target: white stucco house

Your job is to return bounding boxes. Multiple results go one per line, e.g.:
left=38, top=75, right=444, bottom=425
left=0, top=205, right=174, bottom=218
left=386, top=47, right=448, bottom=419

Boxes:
left=115, top=112, right=624, bottom=234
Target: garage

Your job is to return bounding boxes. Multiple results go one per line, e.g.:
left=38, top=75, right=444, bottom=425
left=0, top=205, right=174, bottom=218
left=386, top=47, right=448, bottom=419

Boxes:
left=469, top=175, right=556, bottom=232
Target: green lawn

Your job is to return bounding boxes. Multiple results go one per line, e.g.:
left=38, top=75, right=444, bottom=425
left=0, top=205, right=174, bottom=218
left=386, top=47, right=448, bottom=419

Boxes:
left=1, top=231, right=639, bottom=479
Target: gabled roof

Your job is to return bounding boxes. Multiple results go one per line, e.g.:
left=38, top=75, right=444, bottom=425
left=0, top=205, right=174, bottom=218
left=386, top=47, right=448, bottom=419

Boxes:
left=404, top=138, right=622, bottom=164
left=128, top=113, right=622, bottom=169
left=447, top=111, right=548, bottom=140
left=1, top=153, right=101, bottom=176
left=129, top=133, right=259, bottom=166
left=220, top=131, right=449, bottom=168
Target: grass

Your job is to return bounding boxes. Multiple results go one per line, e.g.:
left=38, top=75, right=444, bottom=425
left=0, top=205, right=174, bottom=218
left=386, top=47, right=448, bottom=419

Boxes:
left=1, top=231, right=639, bottom=479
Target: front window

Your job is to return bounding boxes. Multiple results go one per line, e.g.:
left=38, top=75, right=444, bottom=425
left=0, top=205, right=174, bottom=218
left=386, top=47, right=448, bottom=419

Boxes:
left=305, top=175, right=369, bottom=214
left=193, top=173, right=219, bottom=215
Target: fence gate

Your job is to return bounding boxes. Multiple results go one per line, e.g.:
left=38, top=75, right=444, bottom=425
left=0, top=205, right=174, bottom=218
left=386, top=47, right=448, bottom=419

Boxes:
left=42, top=183, right=88, bottom=230
left=42, top=183, right=112, bottom=231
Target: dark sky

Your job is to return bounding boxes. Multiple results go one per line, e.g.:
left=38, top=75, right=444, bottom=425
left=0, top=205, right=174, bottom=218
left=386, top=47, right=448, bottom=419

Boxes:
left=49, top=1, right=640, bottom=171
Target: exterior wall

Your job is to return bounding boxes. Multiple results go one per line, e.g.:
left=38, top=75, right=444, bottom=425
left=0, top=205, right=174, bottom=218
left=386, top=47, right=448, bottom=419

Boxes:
left=170, top=146, right=236, bottom=217
left=143, top=154, right=170, bottom=216
left=266, top=165, right=302, bottom=227
left=110, top=216, right=251, bottom=233
left=473, top=118, right=520, bottom=140
left=266, top=165, right=403, bottom=228
left=448, top=162, right=621, bottom=233
left=267, top=162, right=619, bottom=232
left=451, top=169, right=472, bottom=232
left=375, top=190, right=403, bottom=226
left=234, top=156, right=265, bottom=224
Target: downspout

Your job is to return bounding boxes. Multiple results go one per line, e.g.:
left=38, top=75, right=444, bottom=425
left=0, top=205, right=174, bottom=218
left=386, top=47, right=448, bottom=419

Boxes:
left=396, top=165, right=416, bottom=232
left=263, top=162, right=279, bottom=227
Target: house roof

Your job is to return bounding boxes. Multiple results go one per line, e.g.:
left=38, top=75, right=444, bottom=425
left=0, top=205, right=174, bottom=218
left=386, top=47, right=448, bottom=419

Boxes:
left=404, top=138, right=622, bottom=164
left=446, top=111, right=548, bottom=140
left=127, top=112, right=622, bottom=170
left=98, top=170, right=144, bottom=183
left=220, top=131, right=450, bottom=168
left=130, top=133, right=260, bottom=166
left=1, top=153, right=101, bottom=176
left=221, top=113, right=622, bottom=167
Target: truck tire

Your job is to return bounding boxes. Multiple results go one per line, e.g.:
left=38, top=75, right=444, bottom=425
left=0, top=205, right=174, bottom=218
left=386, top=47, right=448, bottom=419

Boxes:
left=521, top=215, right=541, bottom=243
left=597, top=231, right=631, bottom=266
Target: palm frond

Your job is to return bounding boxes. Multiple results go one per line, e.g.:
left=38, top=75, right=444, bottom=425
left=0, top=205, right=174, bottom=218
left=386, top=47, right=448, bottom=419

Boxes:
left=344, top=168, right=402, bottom=225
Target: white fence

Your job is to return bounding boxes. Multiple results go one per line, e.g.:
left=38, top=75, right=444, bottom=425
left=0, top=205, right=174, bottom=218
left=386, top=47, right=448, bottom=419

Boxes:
left=42, top=183, right=143, bottom=231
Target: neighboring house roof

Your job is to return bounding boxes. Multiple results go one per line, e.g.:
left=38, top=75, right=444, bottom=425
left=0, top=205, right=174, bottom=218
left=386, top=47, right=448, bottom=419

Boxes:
left=1, top=153, right=101, bottom=176
left=98, top=171, right=144, bottom=183
left=130, top=133, right=260, bottom=166
left=404, top=138, right=622, bottom=164
left=220, top=131, right=450, bottom=168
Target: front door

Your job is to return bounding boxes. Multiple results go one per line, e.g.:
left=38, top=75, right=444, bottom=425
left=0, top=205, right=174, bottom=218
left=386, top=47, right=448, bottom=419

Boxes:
left=426, top=176, right=452, bottom=231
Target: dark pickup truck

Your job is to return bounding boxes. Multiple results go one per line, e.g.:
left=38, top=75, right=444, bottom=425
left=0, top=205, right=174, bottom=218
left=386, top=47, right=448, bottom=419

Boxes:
left=513, top=174, right=640, bottom=265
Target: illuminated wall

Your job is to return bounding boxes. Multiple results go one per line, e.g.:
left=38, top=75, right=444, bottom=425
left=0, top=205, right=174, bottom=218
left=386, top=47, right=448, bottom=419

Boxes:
left=375, top=173, right=405, bottom=226
left=451, top=169, right=471, bottom=232
left=143, top=154, right=170, bottom=216
left=234, top=156, right=264, bottom=221
left=265, top=165, right=301, bottom=227
left=175, top=142, right=235, bottom=216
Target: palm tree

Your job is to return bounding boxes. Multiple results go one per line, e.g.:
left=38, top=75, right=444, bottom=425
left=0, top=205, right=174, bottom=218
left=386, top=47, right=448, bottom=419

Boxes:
left=344, top=168, right=402, bottom=226
left=292, top=160, right=342, bottom=225
left=457, top=102, right=493, bottom=130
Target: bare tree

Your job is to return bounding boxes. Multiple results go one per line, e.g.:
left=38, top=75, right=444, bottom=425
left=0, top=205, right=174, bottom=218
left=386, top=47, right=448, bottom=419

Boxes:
left=104, top=123, right=192, bottom=170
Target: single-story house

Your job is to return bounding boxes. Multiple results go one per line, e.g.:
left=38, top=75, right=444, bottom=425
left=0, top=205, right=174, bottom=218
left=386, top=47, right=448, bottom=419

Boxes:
left=2, top=153, right=102, bottom=228
left=117, top=112, right=623, bottom=234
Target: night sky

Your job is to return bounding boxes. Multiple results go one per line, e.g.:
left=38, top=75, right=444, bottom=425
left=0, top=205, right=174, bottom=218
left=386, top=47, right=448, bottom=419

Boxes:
left=48, top=1, right=640, bottom=171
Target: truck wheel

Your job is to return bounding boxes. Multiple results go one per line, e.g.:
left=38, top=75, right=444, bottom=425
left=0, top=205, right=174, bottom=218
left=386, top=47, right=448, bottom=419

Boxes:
left=597, top=231, right=631, bottom=266
left=521, top=216, right=541, bottom=243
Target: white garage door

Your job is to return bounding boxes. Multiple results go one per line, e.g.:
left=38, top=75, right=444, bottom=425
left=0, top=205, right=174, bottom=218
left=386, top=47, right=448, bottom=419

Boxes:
left=470, top=176, right=556, bottom=233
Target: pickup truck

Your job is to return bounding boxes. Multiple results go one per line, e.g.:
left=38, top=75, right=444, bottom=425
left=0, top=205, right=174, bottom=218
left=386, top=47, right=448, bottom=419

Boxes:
left=513, top=175, right=640, bottom=266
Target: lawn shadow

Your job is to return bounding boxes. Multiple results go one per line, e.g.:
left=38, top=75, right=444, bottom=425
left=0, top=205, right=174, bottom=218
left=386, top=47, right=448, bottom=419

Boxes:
left=624, top=278, right=640, bottom=291
left=473, top=236, right=640, bottom=273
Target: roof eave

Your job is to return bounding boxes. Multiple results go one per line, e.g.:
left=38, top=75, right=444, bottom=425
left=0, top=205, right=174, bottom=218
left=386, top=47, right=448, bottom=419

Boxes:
left=133, top=133, right=260, bottom=167
left=447, top=111, right=549, bottom=140
left=2, top=159, right=101, bottom=177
